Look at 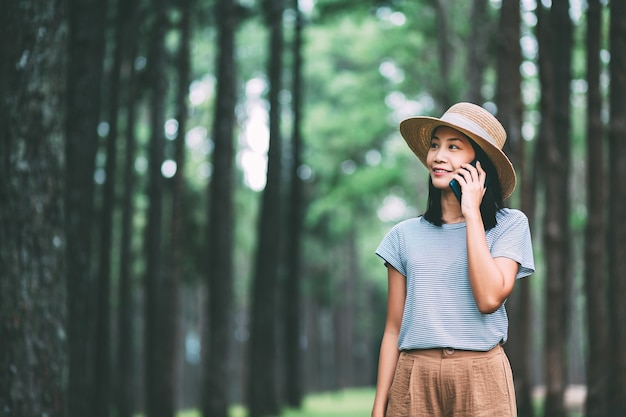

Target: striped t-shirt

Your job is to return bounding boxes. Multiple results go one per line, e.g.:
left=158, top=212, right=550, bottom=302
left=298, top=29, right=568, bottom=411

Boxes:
left=375, top=208, right=535, bottom=352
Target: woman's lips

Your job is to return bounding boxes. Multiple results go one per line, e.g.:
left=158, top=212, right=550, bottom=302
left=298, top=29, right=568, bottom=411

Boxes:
left=432, top=167, right=451, bottom=177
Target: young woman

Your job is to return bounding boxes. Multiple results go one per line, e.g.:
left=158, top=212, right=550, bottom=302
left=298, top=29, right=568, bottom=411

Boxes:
left=372, top=102, right=535, bottom=417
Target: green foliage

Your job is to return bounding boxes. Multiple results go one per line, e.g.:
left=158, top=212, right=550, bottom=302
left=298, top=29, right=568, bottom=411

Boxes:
left=303, top=16, right=403, bottom=234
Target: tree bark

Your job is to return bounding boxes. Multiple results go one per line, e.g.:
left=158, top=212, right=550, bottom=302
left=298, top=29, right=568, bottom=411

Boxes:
left=539, top=2, right=573, bottom=416
left=143, top=0, right=170, bottom=415
left=494, top=2, right=534, bottom=416
left=163, top=0, right=193, bottom=413
left=282, top=0, right=305, bottom=408
left=333, top=241, right=354, bottom=390
left=94, top=0, right=131, bottom=413
left=607, top=1, right=626, bottom=415
left=584, top=1, right=610, bottom=416
left=65, top=0, right=107, bottom=415
left=116, top=2, right=141, bottom=416
left=0, top=1, right=66, bottom=415
left=496, top=0, right=523, bottom=172
left=465, top=0, right=489, bottom=104
left=248, top=0, right=285, bottom=415
left=429, top=0, right=452, bottom=107
left=202, top=0, right=237, bottom=416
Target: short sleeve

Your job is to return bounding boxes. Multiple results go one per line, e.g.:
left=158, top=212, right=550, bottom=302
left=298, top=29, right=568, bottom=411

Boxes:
left=490, top=210, right=535, bottom=279
left=375, top=224, right=407, bottom=277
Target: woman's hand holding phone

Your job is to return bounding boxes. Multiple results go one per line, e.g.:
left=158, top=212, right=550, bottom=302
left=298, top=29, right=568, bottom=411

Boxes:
left=449, top=159, right=487, bottom=207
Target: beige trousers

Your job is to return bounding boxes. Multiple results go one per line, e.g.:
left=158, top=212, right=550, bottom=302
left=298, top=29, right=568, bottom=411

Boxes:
left=386, top=344, right=517, bottom=417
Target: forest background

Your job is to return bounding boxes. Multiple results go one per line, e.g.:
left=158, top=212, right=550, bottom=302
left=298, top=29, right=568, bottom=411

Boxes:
left=2, top=1, right=626, bottom=417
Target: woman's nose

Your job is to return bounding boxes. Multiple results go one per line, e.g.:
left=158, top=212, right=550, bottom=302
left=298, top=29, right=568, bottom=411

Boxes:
left=433, top=148, right=447, bottom=163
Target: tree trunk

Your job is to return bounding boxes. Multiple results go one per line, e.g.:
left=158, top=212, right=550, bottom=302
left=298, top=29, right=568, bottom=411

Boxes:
left=65, top=0, right=107, bottom=415
left=331, top=231, right=362, bottom=389
left=512, top=177, right=535, bottom=417
left=429, top=0, right=451, bottom=106
left=465, top=0, right=489, bottom=104
left=202, top=0, right=237, bottom=416
left=607, top=1, right=626, bottom=415
left=539, top=2, right=573, bottom=416
left=334, top=237, right=356, bottom=390
left=304, top=298, right=322, bottom=393
left=116, top=2, right=141, bottom=416
left=584, top=1, right=610, bottom=416
left=94, top=0, right=131, bottom=413
left=163, top=0, right=192, bottom=413
left=248, top=0, right=285, bottom=415
left=533, top=5, right=551, bottom=409
left=0, top=1, right=66, bottom=415
left=143, top=0, right=170, bottom=415
left=496, top=0, right=523, bottom=172
left=283, top=0, right=305, bottom=408
left=494, top=2, right=534, bottom=416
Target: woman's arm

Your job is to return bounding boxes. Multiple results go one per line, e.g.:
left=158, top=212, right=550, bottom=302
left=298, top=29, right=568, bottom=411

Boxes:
left=459, top=161, right=519, bottom=314
left=465, top=215, right=519, bottom=314
left=372, top=265, right=406, bottom=417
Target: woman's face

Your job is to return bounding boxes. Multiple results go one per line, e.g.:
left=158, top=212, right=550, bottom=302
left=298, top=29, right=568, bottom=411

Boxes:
left=426, top=126, right=476, bottom=191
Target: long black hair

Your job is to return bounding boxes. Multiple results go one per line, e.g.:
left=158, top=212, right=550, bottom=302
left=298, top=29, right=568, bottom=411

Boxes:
left=423, top=138, right=504, bottom=230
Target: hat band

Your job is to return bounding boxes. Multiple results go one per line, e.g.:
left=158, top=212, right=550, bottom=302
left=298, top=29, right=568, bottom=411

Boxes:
left=440, top=113, right=497, bottom=147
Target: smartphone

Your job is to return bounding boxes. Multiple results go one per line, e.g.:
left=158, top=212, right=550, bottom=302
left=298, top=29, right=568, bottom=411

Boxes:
left=449, top=159, right=485, bottom=202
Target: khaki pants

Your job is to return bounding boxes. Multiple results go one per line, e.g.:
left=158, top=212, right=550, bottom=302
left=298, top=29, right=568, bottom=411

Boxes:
left=386, top=344, right=517, bottom=417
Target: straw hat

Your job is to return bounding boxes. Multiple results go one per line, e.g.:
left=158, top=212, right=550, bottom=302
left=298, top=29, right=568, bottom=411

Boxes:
left=399, top=102, right=517, bottom=200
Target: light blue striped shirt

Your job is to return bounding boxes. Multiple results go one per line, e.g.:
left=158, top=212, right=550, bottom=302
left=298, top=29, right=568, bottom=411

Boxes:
left=376, top=208, right=535, bottom=351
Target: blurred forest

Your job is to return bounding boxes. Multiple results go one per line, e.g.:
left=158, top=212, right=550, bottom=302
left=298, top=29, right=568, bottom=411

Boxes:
left=1, top=0, right=626, bottom=417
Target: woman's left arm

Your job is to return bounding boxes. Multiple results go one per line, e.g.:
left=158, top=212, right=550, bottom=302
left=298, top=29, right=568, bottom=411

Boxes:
left=465, top=216, right=518, bottom=314
left=459, top=161, right=518, bottom=314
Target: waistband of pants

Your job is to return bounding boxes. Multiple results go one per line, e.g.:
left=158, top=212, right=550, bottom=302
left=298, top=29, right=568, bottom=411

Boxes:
left=401, top=343, right=502, bottom=359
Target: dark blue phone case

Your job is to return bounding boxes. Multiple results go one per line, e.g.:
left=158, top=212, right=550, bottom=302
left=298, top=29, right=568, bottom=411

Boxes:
left=449, top=159, right=479, bottom=202
left=449, top=178, right=463, bottom=202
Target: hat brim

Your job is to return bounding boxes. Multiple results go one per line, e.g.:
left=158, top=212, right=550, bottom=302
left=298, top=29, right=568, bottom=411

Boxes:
left=399, top=116, right=517, bottom=200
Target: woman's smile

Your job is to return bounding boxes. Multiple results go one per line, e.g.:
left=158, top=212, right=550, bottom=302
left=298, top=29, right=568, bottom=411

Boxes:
left=432, top=166, right=452, bottom=177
